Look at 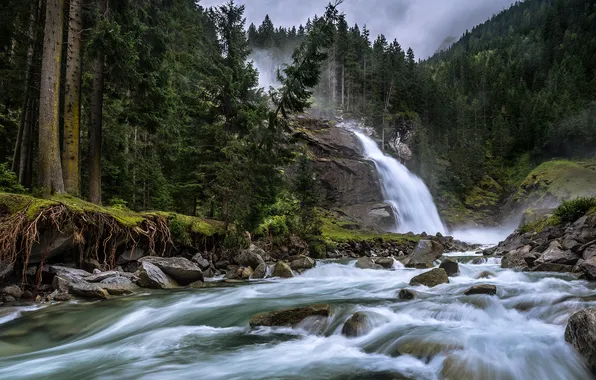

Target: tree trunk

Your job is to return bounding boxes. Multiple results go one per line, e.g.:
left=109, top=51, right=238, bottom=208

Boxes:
left=38, top=0, right=66, bottom=194
left=88, top=0, right=108, bottom=204
left=62, top=0, right=83, bottom=195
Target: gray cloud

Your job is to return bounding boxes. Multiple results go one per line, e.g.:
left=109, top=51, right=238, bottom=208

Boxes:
left=200, top=0, right=517, bottom=58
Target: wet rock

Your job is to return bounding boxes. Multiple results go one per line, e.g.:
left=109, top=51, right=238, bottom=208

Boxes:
left=375, top=257, right=395, bottom=269
left=68, top=281, right=110, bottom=299
left=188, top=281, right=205, bottom=288
left=409, top=268, right=449, bottom=287
left=249, top=304, right=331, bottom=327
left=1, top=285, right=23, bottom=299
left=535, top=240, right=580, bottom=266
left=565, top=308, right=596, bottom=372
left=396, top=337, right=462, bottom=358
left=52, top=275, right=70, bottom=292
left=582, top=244, right=596, bottom=260
left=464, top=284, right=497, bottom=296
left=398, top=289, right=416, bottom=300
left=139, top=257, right=203, bottom=285
left=290, top=256, right=316, bottom=271
left=578, top=257, right=596, bottom=280
left=235, top=244, right=266, bottom=270
left=355, top=257, right=383, bottom=270
left=224, top=269, right=242, bottom=281
left=494, top=234, right=531, bottom=256
left=0, top=261, right=14, bottom=280
left=84, top=271, right=120, bottom=283
left=117, top=247, right=147, bottom=265
left=100, top=276, right=139, bottom=295
left=191, top=253, right=211, bottom=270
left=404, top=240, right=444, bottom=268
left=241, top=266, right=254, bottom=280
left=54, top=292, right=71, bottom=301
left=531, top=263, right=575, bottom=273
left=341, top=312, right=371, bottom=337
left=49, top=266, right=91, bottom=282
left=2, top=295, right=16, bottom=303
left=501, top=245, right=533, bottom=270
left=439, top=258, right=459, bottom=276
left=251, top=263, right=267, bottom=279
left=272, top=262, right=294, bottom=278
left=476, top=271, right=495, bottom=279
left=135, top=261, right=179, bottom=289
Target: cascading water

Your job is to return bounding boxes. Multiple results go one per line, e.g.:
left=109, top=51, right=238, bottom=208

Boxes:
left=349, top=128, right=446, bottom=235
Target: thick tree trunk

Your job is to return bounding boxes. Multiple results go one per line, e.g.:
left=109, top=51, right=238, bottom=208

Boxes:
left=38, top=0, right=66, bottom=194
left=62, top=0, right=83, bottom=195
left=88, top=0, right=108, bottom=204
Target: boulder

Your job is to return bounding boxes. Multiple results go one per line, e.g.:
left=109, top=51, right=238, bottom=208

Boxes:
left=583, top=244, right=596, bottom=260
left=139, top=257, right=203, bottom=285
left=409, top=268, right=449, bottom=287
left=531, top=263, right=574, bottom=273
left=68, top=281, right=110, bottom=299
left=501, top=245, right=533, bottom=269
left=355, top=257, right=383, bottom=270
left=82, top=258, right=103, bottom=273
left=249, top=304, right=331, bottom=327
left=272, top=262, right=294, bottom=278
left=251, top=263, right=267, bottom=279
left=49, top=266, right=91, bottom=282
left=84, top=271, right=120, bottom=283
left=52, top=275, right=71, bottom=292
left=578, top=257, right=596, bottom=280
left=290, top=256, right=316, bottom=271
left=341, top=312, right=371, bottom=337
left=136, top=261, right=179, bottom=289
left=398, top=289, right=416, bottom=300
left=100, top=276, right=139, bottom=295
left=405, top=240, right=444, bottom=268
left=464, top=284, right=497, bottom=296
left=565, top=308, right=596, bottom=372
left=0, top=261, right=14, bottom=280
left=29, top=230, right=76, bottom=264
left=235, top=244, right=266, bottom=270
left=117, top=247, right=147, bottom=265
left=476, top=271, right=495, bottom=279
left=54, top=292, right=72, bottom=301
left=241, top=266, right=254, bottom=280
left=203, top=268, right=215, bottom=278
left=215, top=260, right=230, bottom=269
left=535, top=241, right=580, bottom=266
left=191, top=253, right=211, bottom=270
left=2, top=295, right=16, bottom=303
left=1, top=285, right=23, bottom=299
left=439, top=259, right=459, bottom=277
left=375, top=257, right=395, bottom=269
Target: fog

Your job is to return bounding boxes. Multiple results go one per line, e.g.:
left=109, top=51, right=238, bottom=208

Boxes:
left=200, top=0, right=517, bottom=58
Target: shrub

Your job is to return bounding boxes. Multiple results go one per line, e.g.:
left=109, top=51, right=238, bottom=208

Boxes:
left=168, top=215, right=191, bottom=246
left=0, top=163, right=25, bottom=193
left=553, top=197, right=596, bottom=224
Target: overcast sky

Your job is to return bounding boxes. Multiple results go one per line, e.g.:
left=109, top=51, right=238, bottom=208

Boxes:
left=200, top=0, right=517, bottom=58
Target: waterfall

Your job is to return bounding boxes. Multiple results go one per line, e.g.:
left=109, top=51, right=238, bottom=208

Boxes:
left=351, top=129, right=446, bottom=235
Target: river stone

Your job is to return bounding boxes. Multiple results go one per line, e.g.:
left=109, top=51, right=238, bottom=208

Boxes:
left=251, top=263, right=267, bottom=279
left=241, top=266, right=254, bottom=280
left=398, top=289, right=416, bottom=300
left=341, top=312, right=371, bottom=337
left=68, top=281, right=110, bottom=299
left=464, top=284, right=497, bottom=296
left=409, top=268, right=449, bottom=287
left=84, top=271, right=120, bottom=283
left=139, top=257, right=203, bottom=285
left=249, top=304, right=331, bottom=327
left=191, top=253, right=211, bottom=270
left=54, top=292, right=72, bottom=301
left=1, top=285, right=23, bottom=299
left=272, top=262, right=294, bottom=278
left=535, top=240, right=580, bottom=266
left=235, top=245, right=266, bottom=270
left=565, top=308, right=596, bottom=372
left=476, top=271, right=495, bottom=279
left=0, top=261, right=14, bottom=280
left=100, top=276, right=139, bottom=295
left=439, top=258, right=459, bottom=276
left=117, top=247, right=147, bottom=265
left=375, top=257, right=395, bottom=269
left=290, top=256, right=316, bottom=271
left=405, top=240, right=444, bottom=268
left=136, top=261, right=179, bottom=289
left=355, top=257, right=383, bottom=270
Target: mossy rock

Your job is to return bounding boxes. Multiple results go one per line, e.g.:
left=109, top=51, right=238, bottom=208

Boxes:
left=249, top=304, right=331, bottom=327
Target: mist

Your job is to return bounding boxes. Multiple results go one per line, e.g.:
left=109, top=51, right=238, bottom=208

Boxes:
left=200, top=0, right=517, bottom=58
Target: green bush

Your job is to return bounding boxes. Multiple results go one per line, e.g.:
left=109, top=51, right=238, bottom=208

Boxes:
left=553, top=197, right=596, bottom=224
left=0, top=163, right=25, bottom=193
left=168, top=215, right=191, bottom=246
left=307, top=236, right=327, bottom=259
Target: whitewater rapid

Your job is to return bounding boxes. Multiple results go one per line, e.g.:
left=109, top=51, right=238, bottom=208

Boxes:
left=350, top=129, right=446, bottom=236
left=0, top=259, right=593, bottom=380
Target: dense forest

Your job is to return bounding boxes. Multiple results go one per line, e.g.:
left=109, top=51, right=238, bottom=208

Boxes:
left=0, top=0, right=595, bottom=235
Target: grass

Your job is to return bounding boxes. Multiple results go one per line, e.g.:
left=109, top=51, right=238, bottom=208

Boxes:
left=320, top=213, right=421, bottom=245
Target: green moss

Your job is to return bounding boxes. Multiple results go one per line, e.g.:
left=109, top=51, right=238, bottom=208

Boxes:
left=519, top=215, right=561, bottom=234
left=146, top=212, right=225, bottom=237
left=463, top=175, right=503, bottom=209
left=320, top=214, right=420, bottom=245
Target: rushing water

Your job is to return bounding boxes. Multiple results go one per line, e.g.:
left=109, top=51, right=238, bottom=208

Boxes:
left=0, top=258, right=594, bottom=380
left=350, top=129, right=446, bottom=235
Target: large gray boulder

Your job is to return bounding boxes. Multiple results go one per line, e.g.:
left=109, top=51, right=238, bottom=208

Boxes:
left=191, top=253, right=211, bottom=270
left=250, top=263, right=268, bottom=279
left=375, top=257, right=395, bottom=269
left=117, top=247, right=147, bottom=265
left=535, top=240, right=580, bottom=266
left=405, top=240, right=444, bottom=268
left=355, top=257, right=383, bottom=270
left=1, top=285, right=23, bottom=299
left=501, top=245, right=533, bottom=270
left=235, top=244, right=266, bottom=270
left=249, top=304, right=331, bottom=327
left=341, top=312, right=371, bottom=338
left=582, top=244, right=596, bottom=260
left=409, top=268, right=449, bottom=287
left=100, top=276, right=139, bottom=295
left=272, top=262, right=294, bottom=278
left=84, top=271, right=120, bottom=283
left=68, top=281, right=110, bottom=299
left=136, top=261, right=179, bottom=289
left=578, top=257, right=596, bottom=280
left=565, top=308, right=596, bottom=372
left=290, top=256, right=316, bottom=271
left=49, top=265, right=91, bottom=282
left=139, top=256, right=203, bottom=285
left=439, top=258, right=459, bottom=276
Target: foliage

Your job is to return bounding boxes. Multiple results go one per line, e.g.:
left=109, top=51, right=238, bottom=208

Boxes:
left=0, top=163, right=25, bottom=193
left=553, top=197, right=596, bottom=224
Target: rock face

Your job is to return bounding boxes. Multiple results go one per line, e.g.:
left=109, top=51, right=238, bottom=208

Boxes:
left=29, top=229, right=77, bottom=264
left=136, top=261, right=179, bottom=289
left=272, top=262, right=294, bottom=278
left=355, top=257, right=382, bottom=270
left=340, top=203, right=396, bottom=231
left=139, top=257, right=203, bottom=285
left=409, top=268, right=449, bottom=287
left=464, top=284, right=497, bottom=296
left=405, top=240, right=445, bottom=268
left=249, top=304, right=331, bottom=327
left=341, top=312, right=371, bottom=337
left=565, top=308, right=596, bottom=372
left=439, top=259, right=459, bottom=276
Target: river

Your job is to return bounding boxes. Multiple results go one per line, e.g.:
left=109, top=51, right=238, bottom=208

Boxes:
left=0, top=254, right=594, bottom=379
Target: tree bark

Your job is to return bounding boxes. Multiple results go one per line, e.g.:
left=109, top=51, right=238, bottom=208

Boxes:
left=62, top=0, right=83, bottom=195
left=88, top=0, right=108, bottom=204
left=38, top=0, right=66, bottom=194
